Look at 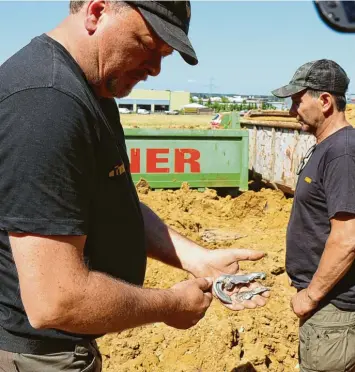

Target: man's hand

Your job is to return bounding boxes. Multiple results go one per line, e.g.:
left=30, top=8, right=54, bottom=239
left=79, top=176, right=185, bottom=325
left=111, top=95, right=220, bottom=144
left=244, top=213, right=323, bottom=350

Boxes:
left=190, top=248, right=270, bottom=311
left=191, top=248, right=265, bottom=278
left=164, top=277, right=213, bottom=329
left=291, top=288, right=319, bottom=319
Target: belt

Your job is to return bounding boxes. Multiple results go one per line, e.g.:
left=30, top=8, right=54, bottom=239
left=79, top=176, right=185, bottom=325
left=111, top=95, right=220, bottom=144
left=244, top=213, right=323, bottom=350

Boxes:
left=0, top=326, right=96, bottom=354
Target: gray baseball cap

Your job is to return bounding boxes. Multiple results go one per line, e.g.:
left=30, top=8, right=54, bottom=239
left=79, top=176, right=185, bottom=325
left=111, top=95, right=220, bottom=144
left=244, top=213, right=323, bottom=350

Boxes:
left=126, top=1, right=198, bottom=66
left=272, top=59, right=350, bottom=98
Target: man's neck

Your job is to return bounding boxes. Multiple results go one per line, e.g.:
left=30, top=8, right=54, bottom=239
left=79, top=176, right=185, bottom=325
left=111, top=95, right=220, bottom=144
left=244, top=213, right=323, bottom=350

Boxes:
left=46, top=18, right=98, bottom=85
left=315, top=113, right=350, bottom=144
left=46, top=19, right=77, bottom=62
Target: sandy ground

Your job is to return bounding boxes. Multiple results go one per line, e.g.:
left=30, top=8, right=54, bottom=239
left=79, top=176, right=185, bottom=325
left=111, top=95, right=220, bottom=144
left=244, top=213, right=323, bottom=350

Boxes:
left=97, top=185, right=299, bottom=372
left=347, top=104, right=355, bottom=126
left=95, top=107, right=355, bottom=371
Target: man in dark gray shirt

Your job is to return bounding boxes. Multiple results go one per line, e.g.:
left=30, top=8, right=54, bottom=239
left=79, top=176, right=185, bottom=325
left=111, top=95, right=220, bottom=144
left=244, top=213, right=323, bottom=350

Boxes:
left=272, top=59, right=355, bottom=372
left=0, top=1, right=269, bottom=371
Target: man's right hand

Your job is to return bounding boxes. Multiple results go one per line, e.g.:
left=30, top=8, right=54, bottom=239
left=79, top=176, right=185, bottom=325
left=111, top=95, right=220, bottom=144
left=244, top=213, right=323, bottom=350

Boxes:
left=164, top=277, right=213, bottom=329
left=10, top=233, right=214, bottom=334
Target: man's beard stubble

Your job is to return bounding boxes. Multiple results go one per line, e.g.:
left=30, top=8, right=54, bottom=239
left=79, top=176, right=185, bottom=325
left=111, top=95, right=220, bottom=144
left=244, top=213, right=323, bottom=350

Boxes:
left=106, top=77, right=133, bottom=99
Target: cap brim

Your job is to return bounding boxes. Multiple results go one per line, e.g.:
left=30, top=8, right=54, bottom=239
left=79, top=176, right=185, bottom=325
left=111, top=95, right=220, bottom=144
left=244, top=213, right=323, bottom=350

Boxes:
left=138, top=7, right=198, bottom=66
left=272, top=84, right=307, bottom=98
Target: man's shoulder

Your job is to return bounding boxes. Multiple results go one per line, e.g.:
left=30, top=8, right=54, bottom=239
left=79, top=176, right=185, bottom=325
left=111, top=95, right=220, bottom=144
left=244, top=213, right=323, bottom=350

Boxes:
left=322, top=126, right=355, bottom=164
left=0, top=35, right=54, bottom=100
left=0, top=34, right=90, bottom=106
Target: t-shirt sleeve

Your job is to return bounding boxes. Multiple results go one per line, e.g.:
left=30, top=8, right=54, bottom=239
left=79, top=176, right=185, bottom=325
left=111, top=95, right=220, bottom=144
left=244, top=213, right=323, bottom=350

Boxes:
left=324, top=154, right=355, bottom=219
left=0, top=88, right=97, bottom=235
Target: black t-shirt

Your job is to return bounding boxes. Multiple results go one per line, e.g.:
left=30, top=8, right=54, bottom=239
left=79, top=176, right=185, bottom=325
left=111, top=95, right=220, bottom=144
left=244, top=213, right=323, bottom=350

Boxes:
left=287, top=126, right=355, bottom=310
left=0, top=34, right=146, bottom=352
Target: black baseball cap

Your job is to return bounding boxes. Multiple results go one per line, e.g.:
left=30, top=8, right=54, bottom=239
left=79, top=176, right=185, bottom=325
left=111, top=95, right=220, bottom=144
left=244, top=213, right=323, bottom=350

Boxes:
left=272, top=59, right=349, bottom=98
left=126, top=1, right=198, bottom=65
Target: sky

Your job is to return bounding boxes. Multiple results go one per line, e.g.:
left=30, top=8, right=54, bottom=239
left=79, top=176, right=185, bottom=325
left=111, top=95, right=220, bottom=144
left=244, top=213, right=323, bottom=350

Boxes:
left=1, top=1, right=354, bottom=96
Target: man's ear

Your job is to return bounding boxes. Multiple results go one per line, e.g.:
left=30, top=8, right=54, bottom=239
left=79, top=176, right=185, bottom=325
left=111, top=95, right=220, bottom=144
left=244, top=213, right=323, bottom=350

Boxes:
left=84, top=0, right=107, bottom=35
left=319, top=92, right=333, bottom=114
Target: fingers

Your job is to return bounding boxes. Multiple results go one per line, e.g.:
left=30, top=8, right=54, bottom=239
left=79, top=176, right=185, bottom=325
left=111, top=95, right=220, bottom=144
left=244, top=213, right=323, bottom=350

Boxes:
left=247, top=282, right=271, bottom=298
left=224, top=296, right=268, bottom=311
left=224, top=302, right=245, bottom=311
left=249, top=294, right=267, bottom=307
left=220, top=287, right=270, bottom=311
left=195, top=277, right=213, bottom=291
left=232, top=248, right=265, bottom=261
left=239, top=300, right=257, bottom=309
left=261, top=291, right=270, bottom=298
left=204, top=291, right=213, bottom=302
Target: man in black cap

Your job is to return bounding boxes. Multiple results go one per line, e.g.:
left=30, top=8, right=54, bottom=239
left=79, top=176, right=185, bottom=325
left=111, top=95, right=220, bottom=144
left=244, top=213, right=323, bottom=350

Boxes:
left=273, top=59, right=355, bottom=371
left=0, top=1, right=269, bottom=370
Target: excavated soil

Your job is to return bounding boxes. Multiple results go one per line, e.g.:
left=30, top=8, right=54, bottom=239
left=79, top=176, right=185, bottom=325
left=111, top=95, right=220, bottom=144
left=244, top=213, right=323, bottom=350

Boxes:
left=97, top=184, right=300, bottom=372
left=100, top=106, right=354, bottom=371
left=347, top=104, right=355, bottom=126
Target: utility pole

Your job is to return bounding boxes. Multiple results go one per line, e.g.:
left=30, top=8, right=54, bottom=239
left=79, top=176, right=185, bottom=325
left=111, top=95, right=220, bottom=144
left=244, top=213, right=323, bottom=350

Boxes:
left=208, top=77, right=218, bottom=97
left=203, top=77, right=218, bottom=98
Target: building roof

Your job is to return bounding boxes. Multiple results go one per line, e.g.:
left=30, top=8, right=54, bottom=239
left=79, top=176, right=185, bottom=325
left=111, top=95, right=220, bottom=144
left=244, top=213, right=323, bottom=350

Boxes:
left=183, top=103, right=206, bottom=108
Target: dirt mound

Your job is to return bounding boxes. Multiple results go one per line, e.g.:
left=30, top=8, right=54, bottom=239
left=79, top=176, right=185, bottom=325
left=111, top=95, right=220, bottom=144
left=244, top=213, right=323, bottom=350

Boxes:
left=136, top=178, right=151, bottom=195
left=225, top=189, right=291, bottom=217
left=346, top=104, right=355, bottom=126
left=97, top=185, right=299, bottom=371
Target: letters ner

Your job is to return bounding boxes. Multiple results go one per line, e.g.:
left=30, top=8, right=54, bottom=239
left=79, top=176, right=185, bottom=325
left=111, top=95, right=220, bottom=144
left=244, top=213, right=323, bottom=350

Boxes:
left=130, top=148, right=201, bottom=173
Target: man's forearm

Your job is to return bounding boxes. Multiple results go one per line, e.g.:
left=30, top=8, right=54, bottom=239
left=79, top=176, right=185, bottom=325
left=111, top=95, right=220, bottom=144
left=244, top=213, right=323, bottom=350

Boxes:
left=141, top=202, right=207, bottom=274
left=39, top=271, right=176, bottom=334
left=308, top=235, right=355, bottom=302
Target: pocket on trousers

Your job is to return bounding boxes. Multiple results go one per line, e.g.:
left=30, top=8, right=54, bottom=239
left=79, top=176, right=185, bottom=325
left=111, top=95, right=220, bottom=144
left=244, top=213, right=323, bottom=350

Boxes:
left=81, top=357, right=96, bottom=372
left=316, top=327, right=347, bottom=371
left=15, top=351, right=75, bottom=371
left=299, top=322, right=347, bottom=371
left=299, top=322, right=316, bottom=371
left=345, top=326, right=355, bottom=371
left=74, top=345, right=98, bottom=372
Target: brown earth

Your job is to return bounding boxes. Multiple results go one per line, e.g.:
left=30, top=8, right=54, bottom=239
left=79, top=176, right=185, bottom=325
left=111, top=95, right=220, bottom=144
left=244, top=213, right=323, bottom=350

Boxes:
left=102, top=105, right=355, bottom=371
left=97, top=185, right=300, bottom=372
left=347, top=104, right=355, bottom=126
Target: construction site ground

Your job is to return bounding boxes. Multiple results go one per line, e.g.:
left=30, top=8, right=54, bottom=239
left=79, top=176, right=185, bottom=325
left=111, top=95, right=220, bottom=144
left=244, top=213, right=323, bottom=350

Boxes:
left=97, top=185, right=298, bottom=372
left=95, top=106, right=355, bottom=371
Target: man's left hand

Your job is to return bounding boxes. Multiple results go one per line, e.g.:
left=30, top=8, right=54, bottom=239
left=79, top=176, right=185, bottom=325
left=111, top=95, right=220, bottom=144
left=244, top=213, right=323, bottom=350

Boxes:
left=190, top=248, right=270, bottom=311
left=291, top=288, right=319, bottom=319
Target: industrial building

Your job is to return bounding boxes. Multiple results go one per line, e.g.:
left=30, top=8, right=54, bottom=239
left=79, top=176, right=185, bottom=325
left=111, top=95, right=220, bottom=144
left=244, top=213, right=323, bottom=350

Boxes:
left=116, top=89, right=190, bottom=113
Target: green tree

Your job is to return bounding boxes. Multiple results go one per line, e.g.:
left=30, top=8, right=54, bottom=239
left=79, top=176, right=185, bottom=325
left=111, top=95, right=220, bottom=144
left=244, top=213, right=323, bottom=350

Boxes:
left=212, top=102, right=220, bottom=113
